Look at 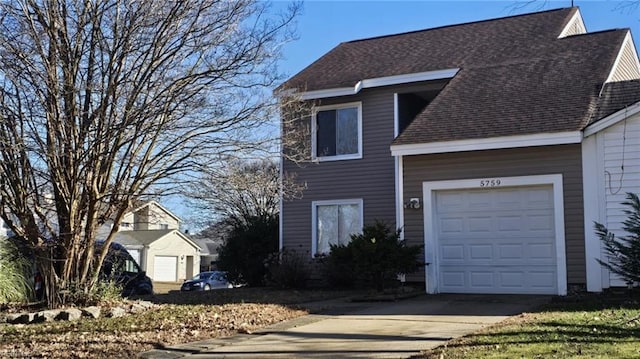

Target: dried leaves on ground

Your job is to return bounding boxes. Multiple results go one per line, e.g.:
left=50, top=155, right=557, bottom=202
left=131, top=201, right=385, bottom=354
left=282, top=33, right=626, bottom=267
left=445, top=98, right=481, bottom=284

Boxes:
left=0, top=288, right=353, bottom=358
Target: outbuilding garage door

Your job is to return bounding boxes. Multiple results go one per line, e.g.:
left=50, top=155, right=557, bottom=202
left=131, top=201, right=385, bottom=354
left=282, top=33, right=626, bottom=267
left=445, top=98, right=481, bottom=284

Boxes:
left=435, top=185, right=557, bottom=294
left=153, top=256, right=177, bottom=282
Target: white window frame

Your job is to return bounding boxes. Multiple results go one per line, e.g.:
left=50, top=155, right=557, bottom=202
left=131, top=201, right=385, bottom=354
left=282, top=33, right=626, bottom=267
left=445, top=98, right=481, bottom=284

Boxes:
left=311, top=102, right=363, bottom=162
left=311, top=198, right=364, bottom=257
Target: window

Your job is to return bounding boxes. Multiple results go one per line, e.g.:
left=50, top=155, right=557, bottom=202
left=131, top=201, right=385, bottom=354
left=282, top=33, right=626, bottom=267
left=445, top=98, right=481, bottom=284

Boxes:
left=312, top=199, right=363, bottom=255
left=159, top=223, right=169, bottom=229
left=313, top=102, right=362, bottom=161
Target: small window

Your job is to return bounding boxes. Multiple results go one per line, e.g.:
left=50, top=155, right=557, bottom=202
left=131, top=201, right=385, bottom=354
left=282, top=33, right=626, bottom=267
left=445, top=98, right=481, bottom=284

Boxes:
left=159, top=223, right=169, bottom=229
left=313, top=103, right=362, bottom=161
left=312, top=199, right=363, bottom=256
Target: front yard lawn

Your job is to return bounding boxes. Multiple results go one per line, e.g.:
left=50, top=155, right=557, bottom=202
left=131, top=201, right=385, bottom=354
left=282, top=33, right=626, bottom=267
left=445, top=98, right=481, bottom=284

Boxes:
left=0, top=288, right=356, bottom=358
left=418, top=292, right=640, bottom=359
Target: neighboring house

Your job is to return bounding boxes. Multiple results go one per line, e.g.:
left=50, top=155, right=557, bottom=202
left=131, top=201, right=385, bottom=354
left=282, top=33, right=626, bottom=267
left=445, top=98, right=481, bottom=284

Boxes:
left=0, top=217, right=12, bottom=238
left=111, top=201, right=201, bottom=282
left=279, top=7, right=640, bottom=295
left=191, top=220, right=233, bottom=271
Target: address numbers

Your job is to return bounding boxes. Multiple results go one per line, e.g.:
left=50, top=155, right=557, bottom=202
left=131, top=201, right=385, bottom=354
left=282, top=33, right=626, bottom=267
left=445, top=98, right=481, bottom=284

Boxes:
left=479, top=179, right=501, bottom=187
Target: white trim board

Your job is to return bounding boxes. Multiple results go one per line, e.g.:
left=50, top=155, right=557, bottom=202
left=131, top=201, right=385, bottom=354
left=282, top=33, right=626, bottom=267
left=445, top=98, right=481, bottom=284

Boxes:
left=299, top=68, right=459, bottom=100
left=584, top=100, right=640, bottom=137
left=391, top=131, right=582, bottom=156
left=421, top=174, right=567, bottom=296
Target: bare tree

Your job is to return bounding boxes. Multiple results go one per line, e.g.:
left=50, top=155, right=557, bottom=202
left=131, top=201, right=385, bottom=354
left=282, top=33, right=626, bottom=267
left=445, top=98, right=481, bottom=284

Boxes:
left=189, top=159, right=304, bottom=226
left=278, top=94, right=314, bottom=165
left=0, top=0, right=298, bottom=307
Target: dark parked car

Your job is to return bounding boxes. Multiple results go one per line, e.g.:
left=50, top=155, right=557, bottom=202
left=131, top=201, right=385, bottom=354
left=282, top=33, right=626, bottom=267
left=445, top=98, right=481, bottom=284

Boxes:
left=99, top=242, right=153, bottom=296
left=180, top=271, right=232, bottom=291
left=34, top=242, right=153, bottom=299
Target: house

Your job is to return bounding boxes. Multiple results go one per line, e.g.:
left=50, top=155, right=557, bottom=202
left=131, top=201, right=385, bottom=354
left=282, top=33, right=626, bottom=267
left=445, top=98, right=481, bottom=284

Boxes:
left=111, top=201, right=201, bottom=282
left=279, top=7, right=640, bottom=295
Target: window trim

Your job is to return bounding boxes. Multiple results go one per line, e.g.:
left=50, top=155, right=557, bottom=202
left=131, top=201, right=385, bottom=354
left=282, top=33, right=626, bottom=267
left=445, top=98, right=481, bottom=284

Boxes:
left=311, top=102, right=363, bottom=162
left=311, top=198, right=364, bottom=257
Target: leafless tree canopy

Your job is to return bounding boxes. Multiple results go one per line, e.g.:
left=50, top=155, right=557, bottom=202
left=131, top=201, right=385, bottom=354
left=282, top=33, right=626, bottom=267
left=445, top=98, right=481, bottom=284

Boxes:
left=0, top=0, right=298, bottom=306
left=189, top=159, right=304, bottom=227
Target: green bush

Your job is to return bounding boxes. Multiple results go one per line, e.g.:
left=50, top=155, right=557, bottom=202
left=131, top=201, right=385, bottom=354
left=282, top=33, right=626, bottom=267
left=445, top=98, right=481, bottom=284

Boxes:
left=217, top=216, right=279, bottom=287
left=596, top=192, right=640, bottom=286
left=324, top=220, right=423, bottom=291
left=266, top=248, right=310, bottom=289
left=0, top=237, right=34, bottom=303
left=320, top=244, right=356, bottom=288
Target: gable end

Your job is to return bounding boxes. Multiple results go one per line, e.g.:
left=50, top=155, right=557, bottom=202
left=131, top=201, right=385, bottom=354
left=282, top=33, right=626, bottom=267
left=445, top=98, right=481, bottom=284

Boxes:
left=558, top=9, right=586, bottom=38
left=606, top=31, right=640, bottom=83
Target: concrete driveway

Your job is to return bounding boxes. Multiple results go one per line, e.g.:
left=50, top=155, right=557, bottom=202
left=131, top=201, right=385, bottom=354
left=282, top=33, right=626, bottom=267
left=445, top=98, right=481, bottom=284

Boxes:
left=140, top=294, right=548, bottom=359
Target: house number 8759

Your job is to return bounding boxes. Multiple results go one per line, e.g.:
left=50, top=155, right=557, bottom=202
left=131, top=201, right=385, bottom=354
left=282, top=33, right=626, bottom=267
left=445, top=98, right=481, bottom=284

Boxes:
left=480, top=179, right=501, bottom=187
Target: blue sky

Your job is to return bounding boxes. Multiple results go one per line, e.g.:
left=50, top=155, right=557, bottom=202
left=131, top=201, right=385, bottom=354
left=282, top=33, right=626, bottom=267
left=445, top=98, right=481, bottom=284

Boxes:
left=278, top=0, right=640, bottom=77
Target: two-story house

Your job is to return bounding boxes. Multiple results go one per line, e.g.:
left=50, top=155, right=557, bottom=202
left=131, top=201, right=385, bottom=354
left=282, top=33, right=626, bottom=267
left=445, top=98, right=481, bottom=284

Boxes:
left=112, top=201, right=201, bottom=282
left=280, top=7, right=640, bottom=295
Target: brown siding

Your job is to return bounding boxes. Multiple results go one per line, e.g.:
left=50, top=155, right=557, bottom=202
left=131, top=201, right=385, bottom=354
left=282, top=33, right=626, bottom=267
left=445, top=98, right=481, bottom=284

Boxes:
left=402, top=144, right=585, bottom=285
left=282, top=86, right=403, bottom=255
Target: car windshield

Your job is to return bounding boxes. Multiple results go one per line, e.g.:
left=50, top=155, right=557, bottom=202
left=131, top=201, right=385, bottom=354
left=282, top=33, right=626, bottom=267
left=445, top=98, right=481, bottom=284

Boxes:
left=191, top=272, right=213, bottom=281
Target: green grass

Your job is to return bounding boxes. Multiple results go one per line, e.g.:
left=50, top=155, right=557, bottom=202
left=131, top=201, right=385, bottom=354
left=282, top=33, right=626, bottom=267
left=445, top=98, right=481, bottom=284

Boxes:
left=420, top=294, right=640, bottom=359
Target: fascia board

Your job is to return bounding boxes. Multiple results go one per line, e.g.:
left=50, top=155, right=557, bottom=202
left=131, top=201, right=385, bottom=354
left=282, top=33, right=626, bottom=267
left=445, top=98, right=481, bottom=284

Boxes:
left=391, top=131, right=583, bottom=156
left=584, top=100, right=640, bottom=137
left=298, top=68, right=459, bottom=100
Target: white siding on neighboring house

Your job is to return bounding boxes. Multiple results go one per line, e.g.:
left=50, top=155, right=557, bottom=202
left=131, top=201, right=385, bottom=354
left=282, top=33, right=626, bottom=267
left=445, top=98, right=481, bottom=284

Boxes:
left=584, top=111, right=640, bottom=291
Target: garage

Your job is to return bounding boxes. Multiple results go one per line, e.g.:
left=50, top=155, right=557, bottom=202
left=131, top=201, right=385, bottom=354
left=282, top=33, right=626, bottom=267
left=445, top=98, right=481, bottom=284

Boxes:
left=153, top=256, right=178, bottom=282
left=433, top=185, right=558, bottom=294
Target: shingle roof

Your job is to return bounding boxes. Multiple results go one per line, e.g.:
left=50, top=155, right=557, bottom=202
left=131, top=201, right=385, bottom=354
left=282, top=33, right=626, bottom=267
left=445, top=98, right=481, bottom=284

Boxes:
left=282, top=7, right=638, bottom=145
left=113, top=230, right=174, bottom=246
left=282, top=8, right=579, bottom=91
left=592, top=80, right=640, bottom=120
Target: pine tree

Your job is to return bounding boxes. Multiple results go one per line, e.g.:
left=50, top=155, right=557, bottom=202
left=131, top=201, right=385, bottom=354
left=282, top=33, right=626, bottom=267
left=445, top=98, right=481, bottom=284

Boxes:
left=596, top=192, right=640, bottom=286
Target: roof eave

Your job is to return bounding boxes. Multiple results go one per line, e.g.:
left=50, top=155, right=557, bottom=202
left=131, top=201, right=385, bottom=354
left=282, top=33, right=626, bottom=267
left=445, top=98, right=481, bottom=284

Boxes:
left=584, top=99, right=640, bottom=137
left=390, top=131, right=583, bottom=156
left=293, top=68, right=460, bottom=100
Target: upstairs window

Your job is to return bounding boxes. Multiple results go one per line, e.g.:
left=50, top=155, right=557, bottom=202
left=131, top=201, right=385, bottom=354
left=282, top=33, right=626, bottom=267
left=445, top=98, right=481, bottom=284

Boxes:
left=313, top=102, right=362, bottom=161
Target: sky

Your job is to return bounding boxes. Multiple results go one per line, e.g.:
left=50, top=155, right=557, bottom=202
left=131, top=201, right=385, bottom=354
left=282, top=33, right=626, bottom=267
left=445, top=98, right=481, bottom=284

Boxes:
left=175, top=0, right=640, bottom=230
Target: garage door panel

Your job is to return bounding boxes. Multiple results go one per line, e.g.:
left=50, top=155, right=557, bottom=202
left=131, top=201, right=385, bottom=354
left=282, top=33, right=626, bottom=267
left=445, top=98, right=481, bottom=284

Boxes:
left=468, top=216, right=492, bottom=232
left=469, top=245, right=492, bottom=259
left=435, top=185, right=557, bottom=294
left=153, top=256, right=177, bottom=282
left=441, top=245, right=464, bottom=260
left=440, top=267, right=556, bottom=294
left=440, top=217, right=464, bottom=233
left=469, top=272, right=494, bottom=288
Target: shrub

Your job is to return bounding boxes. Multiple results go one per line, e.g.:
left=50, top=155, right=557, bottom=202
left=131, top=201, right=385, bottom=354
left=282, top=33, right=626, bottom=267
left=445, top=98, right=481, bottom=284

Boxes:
left=596, top=192, right=640, bottom=287
left=217, top=215, right=279, bottom=287
left=266, top=248, right=310, bottom=289
left=320, top=245, right=356, bottom=288
left=0, top=237, right=34, bottom=303
left=324, top=220, right=423, bottom=291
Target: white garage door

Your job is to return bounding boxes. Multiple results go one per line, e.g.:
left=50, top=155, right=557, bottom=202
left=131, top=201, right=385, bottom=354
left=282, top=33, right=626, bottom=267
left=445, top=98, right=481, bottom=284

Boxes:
left=435, top=185, right=557, bottom=294
left=153, top=256, right=177, bottom=282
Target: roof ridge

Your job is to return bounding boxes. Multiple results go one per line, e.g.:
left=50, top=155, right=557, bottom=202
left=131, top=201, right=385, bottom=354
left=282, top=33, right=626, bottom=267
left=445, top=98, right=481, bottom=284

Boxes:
left=344, top=7, right=574, bottom=44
